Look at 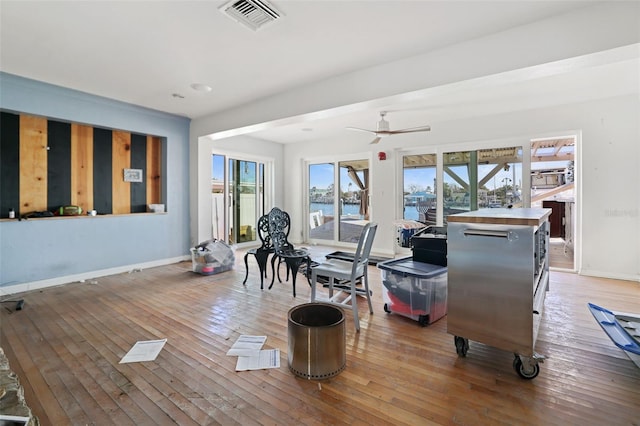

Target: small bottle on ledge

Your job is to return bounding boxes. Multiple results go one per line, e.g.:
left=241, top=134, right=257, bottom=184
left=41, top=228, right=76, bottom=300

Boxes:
left=8, top=208, right=15, bottom=219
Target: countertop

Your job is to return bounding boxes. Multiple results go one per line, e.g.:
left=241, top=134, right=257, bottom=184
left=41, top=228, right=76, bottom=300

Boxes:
left=447, top=208, right=551, bottom=226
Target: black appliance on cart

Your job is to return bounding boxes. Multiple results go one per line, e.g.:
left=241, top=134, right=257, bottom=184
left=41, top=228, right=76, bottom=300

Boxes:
left=377, top=226, right=448, bottom=326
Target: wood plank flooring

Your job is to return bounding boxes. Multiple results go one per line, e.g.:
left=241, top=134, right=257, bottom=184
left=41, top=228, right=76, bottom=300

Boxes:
left=549, top=238, right=574, bottom=270
left=1, top=246, right=639, bottom=425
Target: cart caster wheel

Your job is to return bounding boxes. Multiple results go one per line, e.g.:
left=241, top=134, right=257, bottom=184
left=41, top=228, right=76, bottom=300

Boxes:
left=418, top=315, right=428, bottom=327
left=454, top=336, right=469, bottom=357
left=513, top=356, right=540, bottom=379
left=383, top=303, right=391, bottom=313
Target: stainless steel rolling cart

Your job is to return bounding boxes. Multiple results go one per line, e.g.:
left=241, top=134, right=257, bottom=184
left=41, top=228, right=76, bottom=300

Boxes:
left=446, top=208, right=551, bottom=379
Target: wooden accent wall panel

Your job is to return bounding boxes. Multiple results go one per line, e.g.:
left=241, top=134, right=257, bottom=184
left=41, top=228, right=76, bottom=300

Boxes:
left=111, top=130, right=131, bottom=215
left=19, top=115, right=48, bottom=212
left=1, top=111, right=164, bottom=217
left=146, top=136, right=162, bottom=206
left=71, top=124, right=94, bottom=212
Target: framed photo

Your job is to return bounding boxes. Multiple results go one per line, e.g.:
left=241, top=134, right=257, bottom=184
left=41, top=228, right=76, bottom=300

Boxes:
left=124, top=168, right=143, bottom=183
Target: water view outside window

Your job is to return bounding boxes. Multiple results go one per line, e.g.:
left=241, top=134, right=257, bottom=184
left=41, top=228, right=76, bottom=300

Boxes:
left=309, top=160, right=368, bottom=243
left=309, top=163, right=335, bottom=241
left=443, top=147, right=523, bottom=217
left=402, top=148, right=523, bottom=226
left=403, top=154, right=437, bottom=223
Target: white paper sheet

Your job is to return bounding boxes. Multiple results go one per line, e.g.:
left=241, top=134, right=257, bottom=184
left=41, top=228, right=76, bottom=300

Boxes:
left=0, top=414, right=30, bottom=425
left=119, top=338, right=167, bottom=364
left=226, top=335, right=267, bottom=356
left=235, top=349, right=280, bottom=371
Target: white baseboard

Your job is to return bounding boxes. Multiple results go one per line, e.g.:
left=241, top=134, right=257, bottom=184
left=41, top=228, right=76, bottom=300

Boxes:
left=0, top=255, right=190, bottom=296
left=579, top=269, right=640, bottom=283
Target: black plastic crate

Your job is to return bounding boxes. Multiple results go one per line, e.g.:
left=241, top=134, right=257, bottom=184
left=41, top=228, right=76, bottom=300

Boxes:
left=411, top=226, right=447, bottom=266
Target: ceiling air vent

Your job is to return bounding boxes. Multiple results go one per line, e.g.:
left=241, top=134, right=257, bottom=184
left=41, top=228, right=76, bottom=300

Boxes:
left=220, top=0, right=283, bottom=31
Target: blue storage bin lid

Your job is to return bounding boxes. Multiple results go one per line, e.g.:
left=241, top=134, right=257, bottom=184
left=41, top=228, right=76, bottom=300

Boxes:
left=588, top=303, right=640, bottom=356
left=377, top=256, right=447, bottom=278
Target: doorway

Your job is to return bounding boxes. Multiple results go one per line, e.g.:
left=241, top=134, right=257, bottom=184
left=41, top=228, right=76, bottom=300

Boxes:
left=308, top=159, right=370, bottom=245
left=212, top=154, right=267, bottom=246
left=529, top=136, right=576, bottom=271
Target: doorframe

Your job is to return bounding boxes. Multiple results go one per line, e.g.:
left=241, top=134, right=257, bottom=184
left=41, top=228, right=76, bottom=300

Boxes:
left=211, top=149, right=275, bottom=248
left=303, top=152, right=372, bottom=247
left=529, top=132, right=580, bottom=273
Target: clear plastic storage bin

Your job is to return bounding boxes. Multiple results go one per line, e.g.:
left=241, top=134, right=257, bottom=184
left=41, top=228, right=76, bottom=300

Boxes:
left=190, top=239, right=235, bottom=276
left=377, top=257, right=447, bottom=326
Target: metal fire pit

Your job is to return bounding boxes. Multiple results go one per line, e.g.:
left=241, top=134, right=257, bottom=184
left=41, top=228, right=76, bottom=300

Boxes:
left=287, top=303, right=346, bottom=380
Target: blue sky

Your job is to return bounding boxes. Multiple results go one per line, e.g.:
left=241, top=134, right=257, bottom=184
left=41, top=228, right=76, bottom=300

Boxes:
left=212, top=155, right=256, bottom=183
left=212, top=155, right=224, bottom=180
left=309, top=163, right=334, bottom=188
left=309, top=164, right=364, bottom=192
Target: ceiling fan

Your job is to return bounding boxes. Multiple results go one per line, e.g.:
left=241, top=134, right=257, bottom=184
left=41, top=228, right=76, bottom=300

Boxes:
left=346, top=111, right=431, bottom=144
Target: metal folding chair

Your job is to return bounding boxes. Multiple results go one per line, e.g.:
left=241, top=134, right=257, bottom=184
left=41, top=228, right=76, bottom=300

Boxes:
left=310, top=222, right=378, bottom=331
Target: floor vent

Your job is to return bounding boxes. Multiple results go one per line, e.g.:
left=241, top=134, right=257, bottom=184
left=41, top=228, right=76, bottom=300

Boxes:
left=220, top=0, right=282, bottom=31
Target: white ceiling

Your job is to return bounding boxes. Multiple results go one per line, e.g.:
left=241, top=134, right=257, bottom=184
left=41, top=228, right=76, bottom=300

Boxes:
left=1, top=1, right=637, bottom=144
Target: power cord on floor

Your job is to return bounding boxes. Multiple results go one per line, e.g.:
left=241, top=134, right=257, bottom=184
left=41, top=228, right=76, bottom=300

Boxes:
left=1, top=299, right=24, bottom=313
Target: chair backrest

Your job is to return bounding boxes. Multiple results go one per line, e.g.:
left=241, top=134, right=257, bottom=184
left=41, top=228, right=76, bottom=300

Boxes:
left=351, top=222, right=378, bottom=276
left=267, top=207, right=293, bottom=254
left=256, top=214, right=273, bottom=251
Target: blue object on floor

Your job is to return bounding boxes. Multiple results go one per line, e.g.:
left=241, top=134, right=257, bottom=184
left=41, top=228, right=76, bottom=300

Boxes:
left=588, top=303, right=640, bottom=368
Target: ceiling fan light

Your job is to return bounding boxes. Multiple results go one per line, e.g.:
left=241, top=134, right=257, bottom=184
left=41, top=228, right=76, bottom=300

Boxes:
left=377, top=118, right=390, bottom=132
left=376, top=111, right=390, bottom=132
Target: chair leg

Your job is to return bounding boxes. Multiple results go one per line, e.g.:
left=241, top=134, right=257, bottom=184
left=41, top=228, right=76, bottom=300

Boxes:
left=350, top=278, right=360, bottom=332
left=256, top=252, right=270, bottom=290
left=364, top=272, right=373, bottom=314
left=258, top=262, right=265, bottom=290
left=242, top=253, right=250, bottom=285
left=286, top=258, right=298, bottom=298
left=304, top=257, right=312, bottom=285
left=268, top=256, right=277, bottom=289
left=310, top=269, right=317, bottom=302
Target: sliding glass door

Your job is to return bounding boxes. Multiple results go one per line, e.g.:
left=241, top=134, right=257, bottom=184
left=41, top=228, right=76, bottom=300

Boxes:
left=212, top=154, right=266, bottom=245
left=309, top=163, right=335, bottom=242
left=308, top=158, right=369, bottom=245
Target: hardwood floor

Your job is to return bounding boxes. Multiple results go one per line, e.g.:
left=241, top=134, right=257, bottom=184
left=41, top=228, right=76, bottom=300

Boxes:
left=1, top=246, right=639, bottom=425
left=549, top=238, right=574, bottom=270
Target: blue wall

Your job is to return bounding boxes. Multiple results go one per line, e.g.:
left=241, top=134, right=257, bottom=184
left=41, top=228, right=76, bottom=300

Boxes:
left=0, top=73, right=191, bottom=289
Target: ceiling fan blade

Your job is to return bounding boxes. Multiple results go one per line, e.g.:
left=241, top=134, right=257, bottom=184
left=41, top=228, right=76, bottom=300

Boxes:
left=346, top=126, right=376, bottom=134
left=369, top=136, right=382, bottom=145
left=389, top=125, right=431, bottom=134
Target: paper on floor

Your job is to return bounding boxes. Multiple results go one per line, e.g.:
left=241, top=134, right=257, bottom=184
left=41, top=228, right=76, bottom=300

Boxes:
left=235, top=349, right=280, bottom=371
left=119, top=338, right=167, bottom=363
left=226, top=335, right=267, bottom=356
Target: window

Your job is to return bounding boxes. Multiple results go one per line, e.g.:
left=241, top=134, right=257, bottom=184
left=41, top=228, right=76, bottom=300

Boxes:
left=401, top=146, right=523, bottom=226
left=308, top=159, right=370, bottom=244
left=403, top=154, right=437, bottom=224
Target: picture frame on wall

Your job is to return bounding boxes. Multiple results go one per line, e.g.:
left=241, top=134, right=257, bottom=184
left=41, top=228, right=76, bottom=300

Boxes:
left=124, top=168, right=143, bottom=183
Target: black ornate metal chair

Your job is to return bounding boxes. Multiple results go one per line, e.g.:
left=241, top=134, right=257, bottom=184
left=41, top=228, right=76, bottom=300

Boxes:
left=267, top=207, right=311, bottom=297
left=242, top=214, right=274, bottom=289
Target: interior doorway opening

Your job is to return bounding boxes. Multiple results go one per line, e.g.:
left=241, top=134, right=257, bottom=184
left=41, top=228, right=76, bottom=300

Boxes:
left=212, top=153, right=267, bottom=246
left=529, top=136, right=576, bottom=271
